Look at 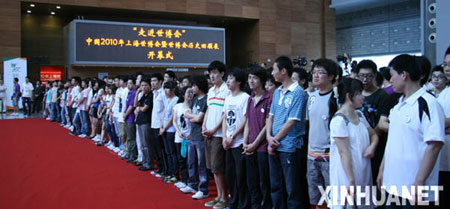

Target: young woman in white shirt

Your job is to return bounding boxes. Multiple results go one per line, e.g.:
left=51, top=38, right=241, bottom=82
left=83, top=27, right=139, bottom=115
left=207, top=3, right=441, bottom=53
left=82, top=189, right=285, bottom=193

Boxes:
left=328, top=77, right=379, bottom=209
left=172, top=86, right=194, bottom=189
left=160, top=81, right=180, bottom=184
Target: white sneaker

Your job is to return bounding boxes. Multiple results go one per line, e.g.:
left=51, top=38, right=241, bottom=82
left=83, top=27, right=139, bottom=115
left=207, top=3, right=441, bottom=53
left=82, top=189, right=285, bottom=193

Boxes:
left=175, top=182, right=187, bottom=189
left=113, top=147, right=120, bottom=153
left=192, top=191, right=209, bottom=200
left=180, top=186, right=197, bottom=194
left=78, top=134, right=87, bottom=138
left=105, top=141, right=111, bottom=146
left=69, top=126, right=74, bottom=131
left=46, top=117, right=51, bottom=120
left=64, top=124, right=70, bottom=128
left=93, top=135, right=100, bottom=140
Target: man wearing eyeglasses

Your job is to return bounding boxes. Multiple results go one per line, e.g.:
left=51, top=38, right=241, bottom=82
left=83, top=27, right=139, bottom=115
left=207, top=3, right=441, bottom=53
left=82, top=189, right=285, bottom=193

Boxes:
left=354, top=59, right=389, bottom=188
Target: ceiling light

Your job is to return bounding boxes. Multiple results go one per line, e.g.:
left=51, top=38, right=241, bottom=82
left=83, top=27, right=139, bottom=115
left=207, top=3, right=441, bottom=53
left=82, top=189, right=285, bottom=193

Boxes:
left=30, top=3, right=35, bottom=7
left=50, top=11, right=55, bottom=15
left=27, top=10, right=32, bottom=14
left=56, top=5, right=61, bottom=9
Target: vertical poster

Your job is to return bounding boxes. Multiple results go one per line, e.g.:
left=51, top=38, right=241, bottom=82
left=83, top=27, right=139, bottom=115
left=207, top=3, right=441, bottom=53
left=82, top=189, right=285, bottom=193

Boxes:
left=3, top=57, right=27, bottom=108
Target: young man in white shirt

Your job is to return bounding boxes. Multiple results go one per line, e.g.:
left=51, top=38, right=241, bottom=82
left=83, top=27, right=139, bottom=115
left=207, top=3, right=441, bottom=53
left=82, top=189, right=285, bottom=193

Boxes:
left=378, top=54, right=445, bottom=207
left=118, top=76, right=129, bottom=158
left=202, top=61, right=231, bottom=208
left=111, top=76, right=125, bottom=153
left=149, top=73, right=166, bottom=174
left=222, top=68, right=250, bottom=209
left=21, top=76, right=34, bottom=116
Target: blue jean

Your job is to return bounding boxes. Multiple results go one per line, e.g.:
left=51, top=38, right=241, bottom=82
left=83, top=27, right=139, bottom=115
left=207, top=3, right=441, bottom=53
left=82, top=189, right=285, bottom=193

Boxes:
left=60, top=105, right=67, bottom=125
left=105, top=120, right=119, bottom=147
left=269, top=149, right=307, bottom=209
left=162, top=132, right=177, bottom=177
left=187, top=140, right=208, bottom=194
left=80, top=110, right=89, bottom=135
left=72, top=112, right=82, bottom=135
left=50, top=102, right=59, bottom=120
left=113, top=117, right=123, bottom=148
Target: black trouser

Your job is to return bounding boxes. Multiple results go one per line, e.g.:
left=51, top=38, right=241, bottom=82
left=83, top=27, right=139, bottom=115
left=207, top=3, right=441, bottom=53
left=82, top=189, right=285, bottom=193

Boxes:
left=151, top=128, right=167, bottom=174
left=126, top=122, right=137, bottom=161
left=22, top=97, right=32, bottom=115
left=32, top=95, right=43, bottom=113
left=162, top=132, right=177, bottom=177
left=439, top=171, right=450, bottom=209
left=226, top=145, right=250, bottom=209
left=175, top=142, right=188, bottom=183
left=246, top=152, right=272, bottom=209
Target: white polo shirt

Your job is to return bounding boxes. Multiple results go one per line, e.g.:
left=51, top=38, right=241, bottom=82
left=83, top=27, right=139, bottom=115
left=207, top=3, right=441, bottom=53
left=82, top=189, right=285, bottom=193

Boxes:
left=383, top=87, right=445, bottom=201
left=206, top=82, right=231, bottom=138
left=21, top=82, right=34, bottom=98
left=151, top=87, right=165, bottom=129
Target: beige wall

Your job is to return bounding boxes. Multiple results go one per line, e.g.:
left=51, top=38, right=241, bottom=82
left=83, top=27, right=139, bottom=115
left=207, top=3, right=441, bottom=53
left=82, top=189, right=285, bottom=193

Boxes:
left=0, top=0, right=336, bottom=79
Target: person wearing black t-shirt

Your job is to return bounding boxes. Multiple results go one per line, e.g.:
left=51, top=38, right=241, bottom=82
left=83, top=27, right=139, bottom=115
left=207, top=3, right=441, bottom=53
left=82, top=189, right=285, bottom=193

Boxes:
left=135, top=79, right=153, bottom=171
left=355, top=60, right=389, bottom=186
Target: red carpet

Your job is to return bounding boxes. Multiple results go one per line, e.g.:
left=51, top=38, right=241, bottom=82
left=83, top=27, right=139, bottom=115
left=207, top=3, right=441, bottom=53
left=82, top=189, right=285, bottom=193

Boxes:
left=0, top=118, right=215, bottom=209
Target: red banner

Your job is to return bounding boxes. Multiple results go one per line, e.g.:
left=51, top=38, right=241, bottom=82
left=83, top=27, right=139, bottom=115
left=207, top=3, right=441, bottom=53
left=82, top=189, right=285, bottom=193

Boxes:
left=40, top=66, right=63, bottom=82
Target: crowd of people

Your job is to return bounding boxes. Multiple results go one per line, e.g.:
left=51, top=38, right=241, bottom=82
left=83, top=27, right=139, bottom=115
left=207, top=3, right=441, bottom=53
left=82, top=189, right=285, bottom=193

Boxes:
left=2, top=46, right=449, bottom=209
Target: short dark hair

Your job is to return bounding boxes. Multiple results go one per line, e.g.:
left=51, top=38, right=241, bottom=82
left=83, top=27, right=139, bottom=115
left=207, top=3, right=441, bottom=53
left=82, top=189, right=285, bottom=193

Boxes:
left=72, top=77, right=81, bottom=85
left=375, top=71, right=383, bottom=87
left=127, top=77, right=136, bottom=84
left=182, top=75, right=192, bottom=84
left=275, top=56, right=293, bottom=76
left=446, top=46, right=450, bottom=56
left=312, top=58, right=339, bottom=83
left=119, top=75, right=129, bottom=83
left=379, top=67, right=391, bottom=81
left=208, top=60, right=226, bottom=73
left=227, top=67, right=247, bottom=90
left=163, top=80, right=178, bottom=91
left=415, top=56, right=431, bottom=86
left=355, top=59, right=377, bottom=74
left=150, top=73, right=163, bottom=81
left=431, top=65, right=444, bottom=74
left=248, top=65, right=268, bottom=86
left=165, top=71, right=176, bottom=80
left=191, top=75, right=209, bottom=94
left=389, top=54, right=421, bottom=82
left=14, top=78, right=19, bottom=82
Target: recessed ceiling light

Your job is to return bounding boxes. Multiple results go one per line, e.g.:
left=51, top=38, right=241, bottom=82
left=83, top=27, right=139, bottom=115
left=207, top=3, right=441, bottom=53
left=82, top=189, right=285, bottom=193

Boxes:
left=56, top=5, right=61, bottom=9
left=30, top=3, right=35, bottom=7
left=27, top=10, right=32, bottom=13
left=50, top=11, right=55, bottom=15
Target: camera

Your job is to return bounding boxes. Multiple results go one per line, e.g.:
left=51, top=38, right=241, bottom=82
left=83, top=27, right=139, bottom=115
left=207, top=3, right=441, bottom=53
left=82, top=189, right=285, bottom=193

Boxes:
left=293, top=56, right=308, bottom=67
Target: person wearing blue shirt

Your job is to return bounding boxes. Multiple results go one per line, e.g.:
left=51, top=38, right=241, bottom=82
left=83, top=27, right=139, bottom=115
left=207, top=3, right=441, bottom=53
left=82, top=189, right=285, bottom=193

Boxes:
left=266, top=56, right=308, bottom=209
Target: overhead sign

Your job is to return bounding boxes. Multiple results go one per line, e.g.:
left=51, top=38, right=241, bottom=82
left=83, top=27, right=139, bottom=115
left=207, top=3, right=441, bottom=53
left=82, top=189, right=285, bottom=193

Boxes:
left=70, top=20, right=225, bottom=67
